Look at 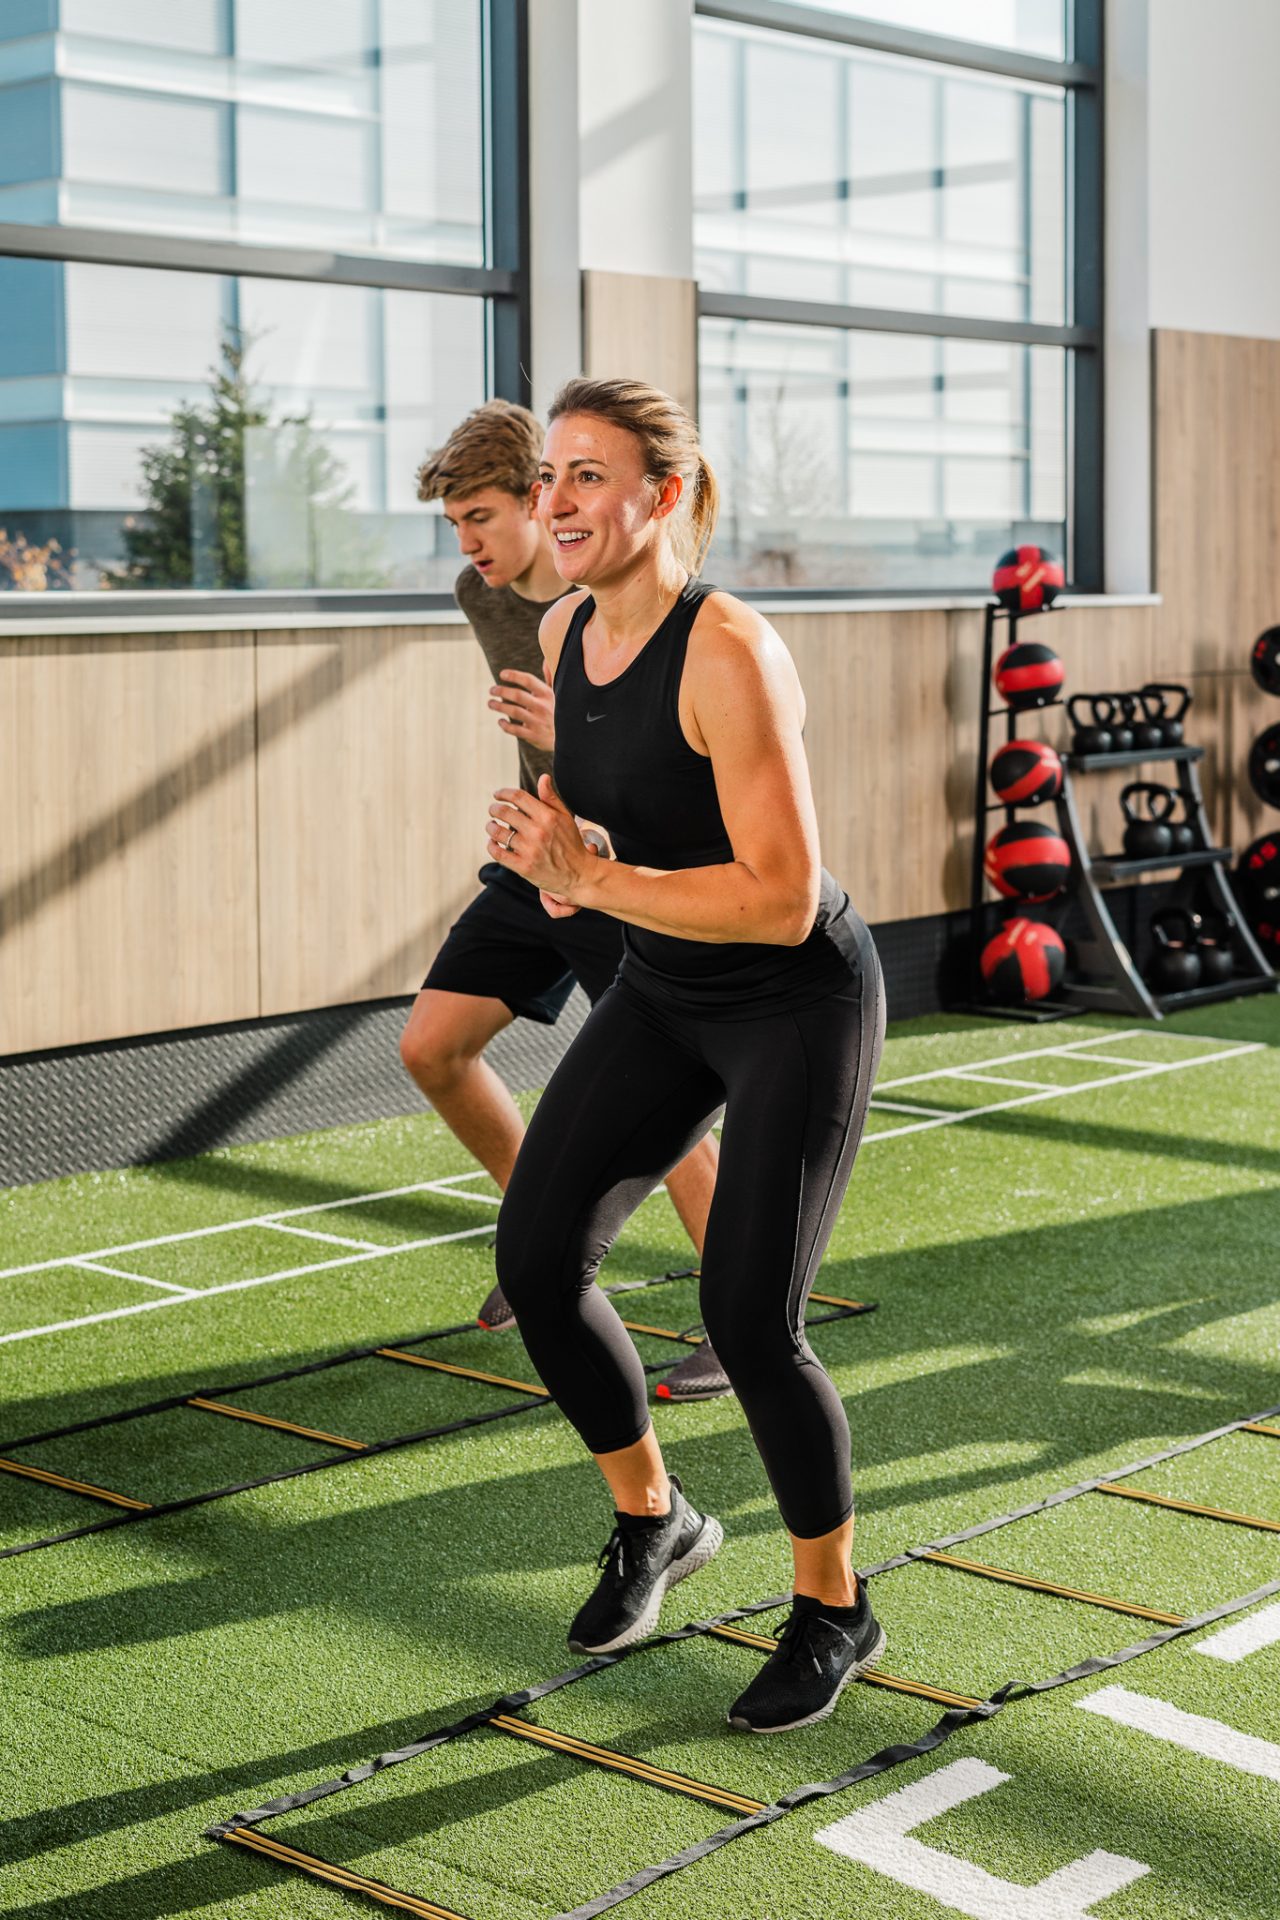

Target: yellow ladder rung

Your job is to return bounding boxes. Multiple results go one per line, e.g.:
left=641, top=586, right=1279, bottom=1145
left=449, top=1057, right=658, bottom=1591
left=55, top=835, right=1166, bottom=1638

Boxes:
left=220, top=1828, right=468, bottom=1919
left=489, top=1714, right=765, bottom=1815
left=620, top=1320, right=703, bottom=1345
left=1097, top=1483, right=1280, bottom=1532
left=0, top=1454, right=150, bottom=1511
left=187, top=1397, right=366, bottom=1452
left=922, top=1550, right=1186, bottom=1625
left=375, top=1351, right=548, bottom=1396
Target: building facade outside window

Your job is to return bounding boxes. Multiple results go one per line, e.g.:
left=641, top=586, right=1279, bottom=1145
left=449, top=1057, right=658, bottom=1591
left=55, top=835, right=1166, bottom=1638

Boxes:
left=0, top=0, right=524, bottom=597
left=694, top=1, right=1100, bottom=592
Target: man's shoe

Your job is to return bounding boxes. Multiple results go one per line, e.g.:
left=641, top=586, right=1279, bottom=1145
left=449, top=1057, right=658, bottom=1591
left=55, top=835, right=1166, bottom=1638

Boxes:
left=655, top=1340, right=734, bottom=1402
left=568, top=1475, right=723, bottom=1654
left=727, top=1586, right=885, bottom=1733
left=477, top=1280, right=516, bottom=1331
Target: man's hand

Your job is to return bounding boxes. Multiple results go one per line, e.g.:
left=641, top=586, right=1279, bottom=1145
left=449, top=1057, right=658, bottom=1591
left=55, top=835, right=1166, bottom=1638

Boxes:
left=488, top=669, right=555, bottom=753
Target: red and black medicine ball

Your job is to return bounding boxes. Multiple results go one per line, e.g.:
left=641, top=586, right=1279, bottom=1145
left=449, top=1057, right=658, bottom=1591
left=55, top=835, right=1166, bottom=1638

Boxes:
left=984, top=821, right=1072, bottom=901
left=993, top=545, right=1065, bottom=613
left=994, top=641, right=1065, bottom=711
left=990, top=739, right=1064, bottom=807
left=1237, top=835, right=1280, bottom=917
left=981, top=917, right=1066, bottom=1003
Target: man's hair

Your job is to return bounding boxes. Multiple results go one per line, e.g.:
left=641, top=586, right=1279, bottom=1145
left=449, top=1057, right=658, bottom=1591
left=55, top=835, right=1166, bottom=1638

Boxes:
left=416, top=399, right=543, bottom=503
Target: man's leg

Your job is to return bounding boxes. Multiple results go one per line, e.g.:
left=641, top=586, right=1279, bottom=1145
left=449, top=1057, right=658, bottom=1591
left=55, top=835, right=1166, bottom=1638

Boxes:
left=399, top=987, right=525, bottom=1186
left=400, top=987, right=528, bottom=1329
left=663, top=1133, right=717, bottom=1251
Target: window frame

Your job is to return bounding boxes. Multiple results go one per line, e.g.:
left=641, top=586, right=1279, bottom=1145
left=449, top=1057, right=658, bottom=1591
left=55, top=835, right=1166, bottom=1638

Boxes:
left=694, top=0, right=1103, bottom=595
left=0, top=0, right=530, bottom=620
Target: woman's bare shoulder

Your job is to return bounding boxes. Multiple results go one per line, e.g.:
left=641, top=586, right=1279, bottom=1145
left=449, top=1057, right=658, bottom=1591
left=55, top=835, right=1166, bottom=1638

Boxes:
left=539, top=589, right=590, bottom=672
left=688, top=590, right=795, bottom=684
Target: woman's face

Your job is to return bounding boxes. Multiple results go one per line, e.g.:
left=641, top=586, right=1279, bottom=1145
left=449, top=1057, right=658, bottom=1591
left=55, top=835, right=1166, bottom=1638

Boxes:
left=536, top=413, right=680, bottom=586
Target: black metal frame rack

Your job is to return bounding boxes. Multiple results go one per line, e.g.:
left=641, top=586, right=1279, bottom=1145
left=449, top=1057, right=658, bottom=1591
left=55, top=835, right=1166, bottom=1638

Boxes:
left=967, top=599, right=1278, bottom=1019
left=1059, top=742, right=1278, bottom=1016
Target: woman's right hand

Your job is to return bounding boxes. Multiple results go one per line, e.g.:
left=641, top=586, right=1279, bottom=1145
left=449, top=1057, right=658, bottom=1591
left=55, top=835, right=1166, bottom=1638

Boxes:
left=540, top=838, right=602, bottom=919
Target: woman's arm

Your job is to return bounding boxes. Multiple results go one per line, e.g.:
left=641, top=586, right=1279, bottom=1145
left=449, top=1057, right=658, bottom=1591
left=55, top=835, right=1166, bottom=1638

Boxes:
left=487, top=600, right=821, bottom=946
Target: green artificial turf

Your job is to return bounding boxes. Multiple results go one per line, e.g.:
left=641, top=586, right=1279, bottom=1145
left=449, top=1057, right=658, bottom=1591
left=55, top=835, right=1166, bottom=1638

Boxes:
left=1, top=1003, right=1278, bottom=1918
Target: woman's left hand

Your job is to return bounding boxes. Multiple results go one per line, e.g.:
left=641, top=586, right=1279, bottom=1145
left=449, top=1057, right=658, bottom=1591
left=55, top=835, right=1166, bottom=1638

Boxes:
left=487, top=775, right=595, bottom=899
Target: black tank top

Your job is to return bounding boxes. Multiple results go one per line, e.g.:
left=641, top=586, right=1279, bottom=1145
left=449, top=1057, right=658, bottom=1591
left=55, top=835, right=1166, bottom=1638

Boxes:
left=553, top=580, right=866, bottom=1017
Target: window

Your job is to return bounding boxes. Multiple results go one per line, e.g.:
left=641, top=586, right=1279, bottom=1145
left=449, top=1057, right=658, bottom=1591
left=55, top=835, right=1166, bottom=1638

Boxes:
left=694, top=1, right=1098, bottom=593
left=0, top=0, right=525, bottom=598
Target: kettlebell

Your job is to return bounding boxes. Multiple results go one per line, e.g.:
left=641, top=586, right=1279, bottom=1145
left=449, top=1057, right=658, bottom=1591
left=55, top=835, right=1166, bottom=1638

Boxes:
left=1142, top=683, right=1192, bottom=749
left=1197, top=910, right=1235, bottom=985
left=1134, top=687, right=1167, bottom=751
left=1069, top=693, right=1114, bottom=756
left=1168, top=792, right=1197, bottom=857
left=1120, top=782, right=1175, bottom=859
left=1109, top=691, right=1136, bottom=754
left=1150, top=907, right=1202, bottom=992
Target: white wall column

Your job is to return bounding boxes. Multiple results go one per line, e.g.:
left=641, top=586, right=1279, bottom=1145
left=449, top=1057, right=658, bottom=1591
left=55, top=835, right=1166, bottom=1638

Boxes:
left=527, top=0, right=583, bottom=414
left=1104, top=0, right=1152, bottom=593
left=577, top=0, right=695, bottom=278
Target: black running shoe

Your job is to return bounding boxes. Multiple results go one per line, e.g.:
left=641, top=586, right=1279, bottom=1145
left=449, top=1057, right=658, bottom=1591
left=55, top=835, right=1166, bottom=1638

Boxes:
left=727, top=1586, right=885, bottom=1734
left=567, top=1475, right=723, bottom=1654
left=655, top=1340, right=734, bottom=1402
left=477, top=1280, right=515, bottom=1331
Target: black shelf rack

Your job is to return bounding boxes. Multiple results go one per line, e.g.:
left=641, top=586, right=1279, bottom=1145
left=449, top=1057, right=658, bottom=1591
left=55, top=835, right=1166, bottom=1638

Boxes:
left=1056, top=735, right=1277, bottom=1018
left=967, top=601, right=1279, bottom=1020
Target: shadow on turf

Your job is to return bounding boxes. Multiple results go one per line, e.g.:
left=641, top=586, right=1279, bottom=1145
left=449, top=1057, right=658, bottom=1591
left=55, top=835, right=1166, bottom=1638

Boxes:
left=4, top=1182, right=1279, bottom=1679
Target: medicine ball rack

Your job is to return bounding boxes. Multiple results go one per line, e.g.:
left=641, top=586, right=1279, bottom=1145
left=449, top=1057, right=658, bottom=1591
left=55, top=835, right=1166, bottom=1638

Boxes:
left=966, top=599, right=1075, bottom=1020
left=968, top=601, right=1278, bottom=1020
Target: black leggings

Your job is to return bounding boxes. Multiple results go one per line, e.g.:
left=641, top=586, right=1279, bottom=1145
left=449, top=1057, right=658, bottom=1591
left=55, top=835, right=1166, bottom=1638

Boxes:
left=494, top=945, right=885, bottom=1540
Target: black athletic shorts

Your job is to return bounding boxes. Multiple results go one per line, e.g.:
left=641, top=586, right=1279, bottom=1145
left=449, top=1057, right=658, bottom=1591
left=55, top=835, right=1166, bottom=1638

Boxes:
left=422, top=864, right=623, bottom=1024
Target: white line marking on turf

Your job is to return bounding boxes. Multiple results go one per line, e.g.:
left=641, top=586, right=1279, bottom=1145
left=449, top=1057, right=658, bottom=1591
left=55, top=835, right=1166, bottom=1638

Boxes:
left=1065, top=1053, right=1183, bottom=1071
left=874, top=1027, right=1231, bottom=1093
left=0, top=1222, right=498, bottom=1348
left=1078, top=1686, right=1280, bottom=1783
left=258, top=1222, right=384, bottom=1252
left=862, top=1045, right=1260, bottom=1145
left=0, top=1178, right=462, bottom=1282
left=71, top=1260, right=197, bottom=1297
left=870, top=1098, right=956, bottom=1117
left=951, top=1071, right=1064, bottom=1090
left=1191, top=1601, right=1280, bottom=1664
left=0, top=1032, right=1257, bottom=1345
left=815, top=1757, right=1149, bottom=1918
left=420, top=1180, right=502, bottom=1207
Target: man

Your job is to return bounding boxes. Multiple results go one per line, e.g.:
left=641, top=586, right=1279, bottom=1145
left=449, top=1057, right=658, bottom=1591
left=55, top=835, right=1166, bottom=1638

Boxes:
left=401, top=399, right=729, bottom=1400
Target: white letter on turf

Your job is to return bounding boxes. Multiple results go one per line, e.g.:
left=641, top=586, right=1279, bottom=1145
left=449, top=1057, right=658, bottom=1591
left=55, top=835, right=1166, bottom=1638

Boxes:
left=1191, top=1600, right=1280, bottom=1664
left=1078, top=1686, right=1280, bottom=1783
left=814, top=1756, right=1149, bottom=1918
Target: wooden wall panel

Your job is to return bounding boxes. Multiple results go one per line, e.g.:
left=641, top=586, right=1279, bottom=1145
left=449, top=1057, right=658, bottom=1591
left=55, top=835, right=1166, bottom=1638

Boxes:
left=581, top=271, right=698, bottom=415
left=1154, top=331, right=1280, bottom=674
left=1152, top=329, right=1280, bottom=863
left=774, top=610, right=953, bottom=923
left=255, top=626, right=515, bottom=1016
left=0, top=632, right=259, bottom=1054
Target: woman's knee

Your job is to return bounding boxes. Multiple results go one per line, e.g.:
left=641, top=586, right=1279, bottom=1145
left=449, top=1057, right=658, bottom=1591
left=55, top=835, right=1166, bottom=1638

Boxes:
left=493, top=1206, right=540, bottom=1313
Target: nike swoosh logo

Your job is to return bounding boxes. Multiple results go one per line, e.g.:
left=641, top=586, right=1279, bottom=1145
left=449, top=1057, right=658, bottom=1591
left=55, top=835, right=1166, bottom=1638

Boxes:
left=586, top=712, right=606, bottom=722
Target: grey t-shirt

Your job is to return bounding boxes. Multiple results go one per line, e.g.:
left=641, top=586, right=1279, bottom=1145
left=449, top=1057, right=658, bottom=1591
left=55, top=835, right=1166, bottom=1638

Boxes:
left=454, top=564, right=566, bottom=795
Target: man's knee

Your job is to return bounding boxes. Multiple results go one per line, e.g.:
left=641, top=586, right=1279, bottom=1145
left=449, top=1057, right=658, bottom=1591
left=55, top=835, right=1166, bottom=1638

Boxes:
left=399, top=1010, right=480, bottom=1096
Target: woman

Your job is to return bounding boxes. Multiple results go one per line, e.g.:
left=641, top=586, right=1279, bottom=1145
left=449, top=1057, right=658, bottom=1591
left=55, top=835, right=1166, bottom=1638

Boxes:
left=486, top=378, right=885, bottom=1734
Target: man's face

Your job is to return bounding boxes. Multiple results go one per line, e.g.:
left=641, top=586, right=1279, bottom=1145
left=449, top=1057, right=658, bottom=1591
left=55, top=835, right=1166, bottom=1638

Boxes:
left=443, top=485, right=542, bottom=589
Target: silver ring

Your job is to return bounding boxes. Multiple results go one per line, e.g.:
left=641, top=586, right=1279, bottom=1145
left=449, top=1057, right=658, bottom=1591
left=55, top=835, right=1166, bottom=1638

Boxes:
left=504, top=828, right=517, bottom=851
